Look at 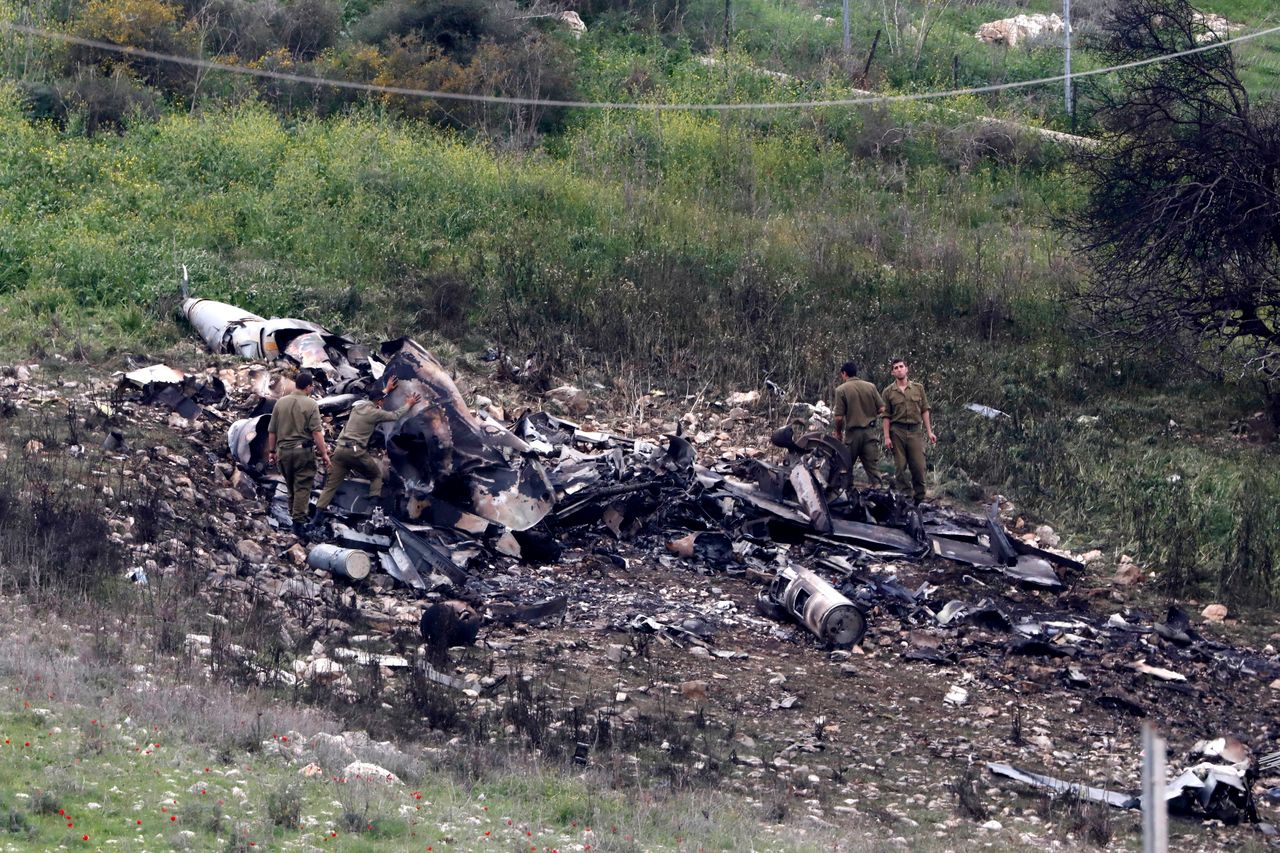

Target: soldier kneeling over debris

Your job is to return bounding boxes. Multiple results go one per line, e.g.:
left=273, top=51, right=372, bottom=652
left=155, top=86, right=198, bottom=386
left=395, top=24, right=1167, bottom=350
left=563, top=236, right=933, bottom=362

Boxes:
left=314, top=377, right=421, bottom=522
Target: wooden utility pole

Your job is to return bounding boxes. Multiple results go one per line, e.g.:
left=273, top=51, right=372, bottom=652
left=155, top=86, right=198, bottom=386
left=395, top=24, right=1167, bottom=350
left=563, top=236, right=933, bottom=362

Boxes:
left=1141, top=723, right=1168, bottom=853
left=1063, top=0, right=1073, bottom=118
left=842, top=0, right=850, bottom=58
left=861, top=29, right=881, bottom=80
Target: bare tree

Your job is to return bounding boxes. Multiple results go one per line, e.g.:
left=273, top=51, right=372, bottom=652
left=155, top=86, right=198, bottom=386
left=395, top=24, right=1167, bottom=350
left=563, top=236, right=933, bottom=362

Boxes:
left=876, top=0, right=954, bottom=68
left=1068, top=0, right=1280, bottom=426
left=910, top=0, right=955, bottom=70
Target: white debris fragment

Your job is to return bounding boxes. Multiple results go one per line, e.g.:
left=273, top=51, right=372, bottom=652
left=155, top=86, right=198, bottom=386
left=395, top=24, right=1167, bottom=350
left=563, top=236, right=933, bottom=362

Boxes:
left=1130, top=660, right=1186, bottom=682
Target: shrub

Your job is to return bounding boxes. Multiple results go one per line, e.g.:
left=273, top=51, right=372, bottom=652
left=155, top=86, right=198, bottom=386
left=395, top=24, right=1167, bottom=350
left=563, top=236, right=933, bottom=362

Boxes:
left=28, top=790, right=60, bottom=816
left=265, top=780, right=302, bottom=828
left=2, top=805, right=31, bottom=836
left=354, top=0, right=513, bottom=62
left=0, top=449, right=127, bottom=599
left=67, top=69, right=160, bottom=135
left=187, top=0, right=285, bottom=62
left=68, top=0, right=196, bottom=93
left=183, top=797, right=226, bottom=834
left=15, top=81, right=67, bottom=126
left=273, top=0, right=342, bottom=59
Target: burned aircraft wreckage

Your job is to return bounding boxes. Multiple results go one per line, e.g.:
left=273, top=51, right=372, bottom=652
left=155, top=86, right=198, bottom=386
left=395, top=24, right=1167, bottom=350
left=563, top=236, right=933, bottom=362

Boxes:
left=164, top=295, right=1093, bottom=652
left=112, top=295, right=1278, bottom=826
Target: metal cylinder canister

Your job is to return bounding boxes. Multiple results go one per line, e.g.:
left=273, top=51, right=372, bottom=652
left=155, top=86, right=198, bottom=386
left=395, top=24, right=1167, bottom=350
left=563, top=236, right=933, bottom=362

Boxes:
left=780, top=566, right=866, bottom=647
left=307, top=544, right=371, bottom=580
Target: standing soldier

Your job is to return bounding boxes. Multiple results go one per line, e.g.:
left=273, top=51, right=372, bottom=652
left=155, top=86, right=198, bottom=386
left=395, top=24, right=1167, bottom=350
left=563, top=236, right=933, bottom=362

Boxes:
left=832, top=361, right=885, bottom=488
left=267, top=370, right=331, bottom=537
left=313, top=377, right=421, bottom=518
left=881, top=358, right=937, bottom=505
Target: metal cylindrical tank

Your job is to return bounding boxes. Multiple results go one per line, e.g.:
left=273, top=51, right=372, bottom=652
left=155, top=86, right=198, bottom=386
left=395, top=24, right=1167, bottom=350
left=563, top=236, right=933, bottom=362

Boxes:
left=182, top=297, right=265, bottom=355
left=307, top=545, right=371, bottom=580
left=780, top=566, right=866, bottom=647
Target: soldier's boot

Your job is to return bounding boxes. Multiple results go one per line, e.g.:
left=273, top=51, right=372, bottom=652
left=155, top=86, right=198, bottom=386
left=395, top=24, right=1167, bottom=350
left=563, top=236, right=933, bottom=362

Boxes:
left=305, top=505, right=332, bottom=535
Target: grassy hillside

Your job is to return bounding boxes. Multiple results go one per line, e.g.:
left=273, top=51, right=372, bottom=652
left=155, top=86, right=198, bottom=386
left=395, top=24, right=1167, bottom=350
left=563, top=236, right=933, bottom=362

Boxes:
left=0, top=0, right=1278, bottom=604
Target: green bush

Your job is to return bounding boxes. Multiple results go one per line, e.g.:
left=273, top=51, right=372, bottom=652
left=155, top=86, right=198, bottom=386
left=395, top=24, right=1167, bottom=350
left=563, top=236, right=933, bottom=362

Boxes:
left=265, top=780, right=302, bottom=828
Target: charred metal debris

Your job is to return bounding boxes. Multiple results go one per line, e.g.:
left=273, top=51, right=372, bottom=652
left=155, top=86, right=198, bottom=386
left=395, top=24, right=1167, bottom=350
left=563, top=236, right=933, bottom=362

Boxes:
left=990, top=734, right=1262, bottom=825
left=127, top=301, right=1070, bottom=643
left=115, top=302, right=1278, bottom=711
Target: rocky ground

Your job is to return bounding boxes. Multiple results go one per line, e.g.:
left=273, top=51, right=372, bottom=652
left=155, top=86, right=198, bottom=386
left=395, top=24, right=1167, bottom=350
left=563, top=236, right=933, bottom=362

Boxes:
left=2, top=349, right=1279, bottom=851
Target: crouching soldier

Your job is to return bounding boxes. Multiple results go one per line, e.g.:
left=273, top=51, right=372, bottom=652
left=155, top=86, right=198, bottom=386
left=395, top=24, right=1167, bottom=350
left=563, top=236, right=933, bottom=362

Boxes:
left=313, top=376, right=420, bottom=519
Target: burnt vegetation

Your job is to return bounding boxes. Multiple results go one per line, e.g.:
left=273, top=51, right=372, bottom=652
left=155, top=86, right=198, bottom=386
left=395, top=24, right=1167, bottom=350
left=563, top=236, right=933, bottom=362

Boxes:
left=1069, top=0, right=1280, bottom=428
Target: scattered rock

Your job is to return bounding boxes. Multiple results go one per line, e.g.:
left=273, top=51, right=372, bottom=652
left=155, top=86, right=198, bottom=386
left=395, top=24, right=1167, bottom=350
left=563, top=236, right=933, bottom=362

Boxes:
left=1112, top=555, right=1142, bottom=587
left=975, top=13, right=1063, bottom=47
left=1202, top=604, right=1228, bottom=623
left=544, top=385, right=589, bottom=417
left=680, top=680, right=708, bottom=701
left=1192, top=11, right=1236, bottom=42
left=236, top=540, right=268, bottom=563
left=1029, top=734, right=1054, bottom=751
left=341, top=761, right=400, bottom=784
left=726, top=390, right=761, bottom=408
left=555, top=10, right=586, bottom=38
left=304, top=658, right=346, bottom=684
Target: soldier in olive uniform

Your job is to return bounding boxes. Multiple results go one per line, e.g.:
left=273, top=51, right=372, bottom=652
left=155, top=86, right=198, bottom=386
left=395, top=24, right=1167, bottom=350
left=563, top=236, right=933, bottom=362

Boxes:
left=881, top=358, right=937, bottom=504
left=267, top=370, right=331, bottom=537
left=832, top=361, right=886, bottom=488
left=314, top=376, right=421, bottom=516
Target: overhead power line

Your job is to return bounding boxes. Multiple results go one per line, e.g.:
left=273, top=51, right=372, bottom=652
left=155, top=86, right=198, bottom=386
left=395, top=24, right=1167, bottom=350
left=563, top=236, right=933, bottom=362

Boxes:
left=4, top=20, right=1280, bottom=112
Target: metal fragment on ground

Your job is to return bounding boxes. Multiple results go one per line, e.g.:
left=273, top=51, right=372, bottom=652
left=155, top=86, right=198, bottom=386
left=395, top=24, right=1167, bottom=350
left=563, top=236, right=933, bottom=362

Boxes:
left=761, top=565, right=866, bottom=647
left=307, top=544, right=371, bottom=580
left=419, top=600, right=481, bottom=651
left=987, top=762, right=1138, bottom=809
left=487, top=596, right=568, bottom=626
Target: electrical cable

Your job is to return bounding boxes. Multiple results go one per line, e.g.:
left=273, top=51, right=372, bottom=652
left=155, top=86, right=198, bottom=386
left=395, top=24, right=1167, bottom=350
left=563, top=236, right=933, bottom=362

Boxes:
left=3, top=19, right=1279, bottom=112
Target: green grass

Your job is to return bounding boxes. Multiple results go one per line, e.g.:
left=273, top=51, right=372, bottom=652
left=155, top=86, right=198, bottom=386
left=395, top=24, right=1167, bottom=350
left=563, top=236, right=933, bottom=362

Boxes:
left=0, top=84, right=1071, bottom=379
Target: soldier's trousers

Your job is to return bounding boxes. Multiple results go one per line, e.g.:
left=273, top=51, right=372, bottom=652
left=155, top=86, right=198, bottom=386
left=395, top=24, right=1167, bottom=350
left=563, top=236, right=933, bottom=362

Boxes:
left=890, top=426, right=927, bottom=502
left=277, top=445, right=317, bottom=522
left=844, top=425, right=882, bottom=487
left=316, top=446, right=384, bottom=511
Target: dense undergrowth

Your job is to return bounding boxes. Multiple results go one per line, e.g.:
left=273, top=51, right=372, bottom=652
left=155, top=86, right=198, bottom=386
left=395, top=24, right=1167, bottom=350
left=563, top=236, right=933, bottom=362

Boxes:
left=0, top=0, right=1277, bottom=604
